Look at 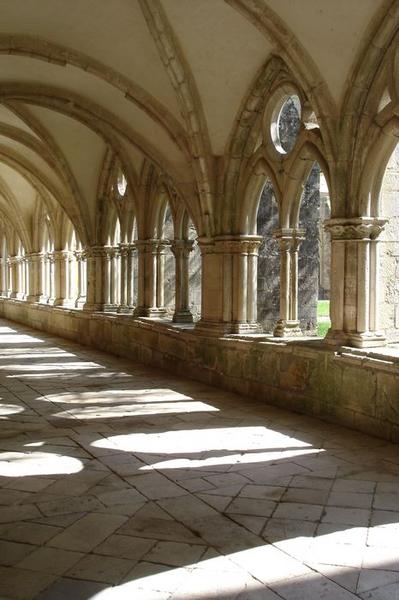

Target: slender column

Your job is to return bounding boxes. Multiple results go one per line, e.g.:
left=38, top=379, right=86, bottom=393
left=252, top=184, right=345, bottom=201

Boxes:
left=53, top=251, right=71, bottom=307
left=82, top=246, right=104, bottom=311
left=273, top=228, right=305, bottom=337
left=17, top=258, right=25, bottom=299
left=74, top=251, right=86, bottom=308
left=0, top=256, right=6, bottom=297
left=171, top=239, right=194, bottom=323
left=247, top=240, right=261, bottom=324
left=102, top=247, right=113, bottom=310
left=126, top=243, right=136, bottom=309
left=118, top=244, right=130, bottom=313
left=111, top=249, right=120, bottom=308
left=324, top=217, right=387, bottom=347
left=9, top=256, right=19, bottom=299
left=47, top=255, right=56, bottom=305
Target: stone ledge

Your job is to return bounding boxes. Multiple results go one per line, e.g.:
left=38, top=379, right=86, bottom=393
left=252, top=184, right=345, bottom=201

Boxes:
left=0, top=298, right=397, bottom=442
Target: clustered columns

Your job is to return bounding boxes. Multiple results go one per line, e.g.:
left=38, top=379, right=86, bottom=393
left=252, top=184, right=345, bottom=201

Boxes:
left=134, top=239, right=169, bottom=318
left=25, top=253, right=42, bottom=303
left=324, top=217, right=387, bottom=348
left=273, top=228, right=305, bottom=337
left=83, top=246, right=104, bottom=311
left=53, top=250, right=71, bottom=307
left=196, top=235, right=262, bottom=335
left=126, top=243, right=137, bottom=310
left=74, top=250, right=87, bottom=308
left=170, top=239, right=194, bottom=323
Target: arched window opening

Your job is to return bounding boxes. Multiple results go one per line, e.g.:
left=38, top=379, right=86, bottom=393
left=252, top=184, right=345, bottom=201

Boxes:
left=298, top=163, right=331, bottom=337
left=162, top=204, right=175, bottom=316
left=271, top=94, right=301, bottom=155
left=188, top=218, right=201, bottom=320
left=256, top=180, right=280, bottom=332
left=116, top=169, right=127, bottom=198
left=379, top=143, right=399, bottom=344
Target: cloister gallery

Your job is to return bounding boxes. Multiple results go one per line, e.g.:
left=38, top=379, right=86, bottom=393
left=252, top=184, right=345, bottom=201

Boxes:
left=0, top=2, right=398, bottom=599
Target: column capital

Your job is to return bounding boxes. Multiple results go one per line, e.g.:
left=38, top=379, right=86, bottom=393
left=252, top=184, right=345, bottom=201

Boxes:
left=324, top=217, right=387, bottom=241
left=273, top=228, right=305, bottom=251
left=214, top=235, right=263, bottom=254
left=52, top=250, right=71, bottom=261
left=170, top=239, right=194, bottom=258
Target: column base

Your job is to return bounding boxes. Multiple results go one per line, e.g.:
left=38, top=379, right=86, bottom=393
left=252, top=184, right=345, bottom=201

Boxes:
left=82, top=302, right=102, bottom=312
left=117, top=305, right=132, bottom=314
left=75, top=297, right=86, bottom=309
left=348, top=331, right=387, bottom=348
left=324, top=329, right=348, bottom=346
left=102, top=304, right=118, bottom=313
left=133, top=306, right=168, bottom=318
left=273, top=320, right=303, bottom=338
left=172, top=310, right=193, bottom=324
left=26, top=294, right=40, bottom=304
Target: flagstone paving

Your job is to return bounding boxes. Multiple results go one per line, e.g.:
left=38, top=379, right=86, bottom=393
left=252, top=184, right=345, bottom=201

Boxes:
left=0, top=318, right=398, bottom=599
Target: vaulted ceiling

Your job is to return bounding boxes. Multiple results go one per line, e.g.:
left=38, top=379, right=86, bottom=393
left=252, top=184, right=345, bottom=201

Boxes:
left=0, top=0, right=392, bottom=246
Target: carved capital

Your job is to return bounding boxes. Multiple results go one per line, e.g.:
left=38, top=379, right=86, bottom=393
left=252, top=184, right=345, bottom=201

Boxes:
left=324, top=218, right=387, bottom=241
left=273, top=228, right=305, bottom=252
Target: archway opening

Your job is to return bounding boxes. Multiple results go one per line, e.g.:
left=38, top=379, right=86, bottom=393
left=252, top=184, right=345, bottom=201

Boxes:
left=298, top=163, right=331, bottom=337
left=256, top=180, right=280, bottom=333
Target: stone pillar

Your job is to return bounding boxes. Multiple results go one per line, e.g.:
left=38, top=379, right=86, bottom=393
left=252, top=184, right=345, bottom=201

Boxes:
left=53, top=251, right=71, bottom=307
left=82, top=246, right=104, bottom=311
left=74, top=251, right=86, bottom=308
left=47, top=255, right=56, bottom=305
left=171, top=239, right=194, bottom=323
left=324, top=217, right=387, bottom=347
left=0, top=256, right=7, bottom=297
left=9, top=256, right=19, bottom=298
left=25, top=253, right=42, bottom=303
left=126, top=243, right=136, bottom=309
left=195, top=235, right=262, bottom=335
left=273, top=228, right=305, bottom=337
left=133, top=239, right=168, bottom=318
left=102, top=247, right=114, bottom=311
left=118, top=244, right=130, bottom=313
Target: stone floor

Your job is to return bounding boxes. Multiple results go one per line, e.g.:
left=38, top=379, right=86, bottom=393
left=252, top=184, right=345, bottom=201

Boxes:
left=0, top=319, right=398, bottom=599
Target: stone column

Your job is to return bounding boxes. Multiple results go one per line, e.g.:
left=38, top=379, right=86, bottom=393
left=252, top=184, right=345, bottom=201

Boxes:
left=82, top=246, right=104, bottom=311
left=247, top=239, right=262, bottom=325
left=273, top=228, right=305, bottom=337
left=102, top=247, right=114, bottom=311
left=324, top=217, right=387, bottom=347
left=0, top=256, right=7, bottom=297
left=25, top=252, right=42, bottom=303
left=110, top=248, right=120, bottom=308
left=133, top=239, right=168, bottom=318
left=118, top=244, right=130, bottom=313
left=171, top=239, right=194, bottom=323
left=74, top=251, right=86, bottom=308
left=195, top=235, right=263, bottom=335
left=53, top=251, right=71, bottom=307
left=9, top=256, right=19, bottom=298
left=126, top=243, right=136, bottom=309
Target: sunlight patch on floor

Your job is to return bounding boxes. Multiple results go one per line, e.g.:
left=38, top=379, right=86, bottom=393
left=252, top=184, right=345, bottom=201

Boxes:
left=0, top=451, right=83, bottom=476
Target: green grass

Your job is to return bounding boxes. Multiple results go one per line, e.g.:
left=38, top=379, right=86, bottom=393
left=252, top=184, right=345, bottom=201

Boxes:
left=317, top=299, right=330, bottom=317
left=317, top=321, right=330, bottom=338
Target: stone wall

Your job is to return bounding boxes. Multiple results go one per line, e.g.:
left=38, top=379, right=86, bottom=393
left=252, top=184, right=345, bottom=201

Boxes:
left=380, top=144, right=399, bottom=342
left=1, top=298, right=398, bottom=443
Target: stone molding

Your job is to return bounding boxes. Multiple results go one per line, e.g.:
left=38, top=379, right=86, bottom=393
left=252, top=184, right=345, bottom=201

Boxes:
left=324, top=217, right=387, bottom=240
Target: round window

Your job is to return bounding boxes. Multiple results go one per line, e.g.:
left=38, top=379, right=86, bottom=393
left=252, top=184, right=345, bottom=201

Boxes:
left=271, top=94, right=301, bottom=155
left=117, top=171, right=127, bottom=197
